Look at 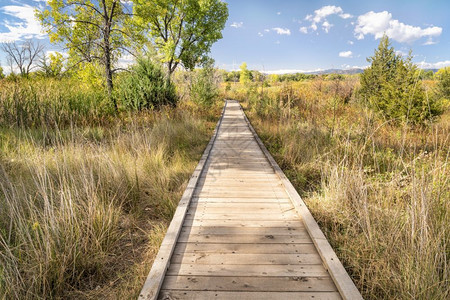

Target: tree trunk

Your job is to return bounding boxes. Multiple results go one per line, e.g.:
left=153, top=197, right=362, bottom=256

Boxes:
left=104, top=29, right=117, bottom=111
left=102, top=0, right=117, bottom=111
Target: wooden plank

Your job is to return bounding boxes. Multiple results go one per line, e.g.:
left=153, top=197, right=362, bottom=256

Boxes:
left=187, top=207, right=296, bottom=214
left=144, top=100, right=360, bottom=299
left=195, top=188, right=287, bottom=194
left=184, top=213, right=299, bottom=221
left=197, top=180, right=280, bottom=186
left=177, top=232, right=312, bottom=244
left=171, top=253, right=322, bottom=265
left=166, top=264, right=330, bottom=277
left=241, top=103, right=363, bottom=299
left=191, top=197, right=291, bottom=203
left=189, top=202, right=293, bottom=209
left=138, top=101, right=228, bottom=300
left=162, top=276, right=337, bottom=292
left=158, top=291, right=342, bottom=300
left=193, top=192, right=288, bottom=198
left=180, top=226, right=305, bottom=235
left=182, top=219, right=304, bottom=228
left=173, top=242, right=316, bottom=254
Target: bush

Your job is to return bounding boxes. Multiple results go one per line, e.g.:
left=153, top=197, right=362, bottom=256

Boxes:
left=118, top=58, right=177, bottom=111
left=360, top=36, right=440, bottom=125
left=436, top=67, right=450, bottom=99
left=189, top=63, right=220, bottom=107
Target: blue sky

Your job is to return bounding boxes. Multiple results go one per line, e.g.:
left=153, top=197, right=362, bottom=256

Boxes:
left=211, top=0, right=450, bottom=72
left=0, top=0, right=449, bottom=73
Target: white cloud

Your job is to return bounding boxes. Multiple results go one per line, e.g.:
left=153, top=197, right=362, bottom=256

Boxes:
left=354, top=11, right=442, bottom=43
left=299, top=27, right=308, bottom=34
left=423, top=38, right=437, bottom=45
left=339, top=51, right=353, bottom=58
left=417, top=60, right=450, bottom=69
left=275, top=40, right=280, bottom=44
left=322, top=21, right=333, bottom=33
left=264, top=29, right=270, bottom=33
left=272, top=27, right=291, bottom=35
left=45, top=50, right=69, bottom=59
left=395, top=50, right=408, bottom=57
left=340, top=13, right=352, bottom=19
left=277, top=12, right=281, bottom=15
left=230, top=22, right=243, bottom=28
left=304, top=5, right=353, bottom=33
left=0, top=5, right=46, bottom=42
left=258, top=32, right=263, bottom=37
left=348, top=40, right=354, bottom=45
left=117, top=54, right=135, bottom=69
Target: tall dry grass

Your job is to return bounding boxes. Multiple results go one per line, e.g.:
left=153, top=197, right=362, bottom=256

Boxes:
left=226, top=78, right=449, bottom=299
left=0, top=77, right=219, bottom=299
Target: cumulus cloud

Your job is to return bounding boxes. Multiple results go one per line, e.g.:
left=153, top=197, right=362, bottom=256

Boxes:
left=230, top=22, right=243, bottom=28
left=417, top=60, right=450, bottom=69
left=0, top=5, right=46, bottom=42
left=272, top=27, right=291, bottom=35
left=304, top=5, right=352, bottom=33
left=339, top=51, right=353, bottom=58
left=354, top=11, right=442, bottom=43
left=322, top=21, right=333, bottom=33
left=299, top=27, right=308, bottom=34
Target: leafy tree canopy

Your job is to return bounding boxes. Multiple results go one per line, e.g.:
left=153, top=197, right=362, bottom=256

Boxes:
left=36, top=0, right=134, bottom=108
left=239, top=62, right=251, bottom=84
left=133, top=0, right=228, bottom=76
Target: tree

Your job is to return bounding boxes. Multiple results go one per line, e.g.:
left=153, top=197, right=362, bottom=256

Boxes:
left=239, top=62, right=251, bottom=84
left=37, top=0, right=134, bottom=109
left=118, top=57, right=177, bottom=110
left=190, top=60, right=220, bottom=107
left=0, top=40, right=44, bottom=77
left=133, top=0, right=228, bottom=77
left=436, top=67, right=450, bottom=100
left=360, top=35, right=399, bottom=111
left=39, top=52, right=65, bottom=78
left=0, top=65, right=4, bottom=79
left=360, top=35, right=439, bottom=124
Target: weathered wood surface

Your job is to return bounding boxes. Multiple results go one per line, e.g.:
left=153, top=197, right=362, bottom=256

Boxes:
left=139, top=100, right=362, bottom=300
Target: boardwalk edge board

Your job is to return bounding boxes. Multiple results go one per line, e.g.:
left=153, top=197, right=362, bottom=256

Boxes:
left=239, top=100, right=363, bottom=300
left=138, top=101, right=228, bottom=300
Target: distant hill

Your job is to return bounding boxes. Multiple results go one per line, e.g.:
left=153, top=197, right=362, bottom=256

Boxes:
left=272, top=68, right=439, bottom=75
left=306, top=68, right=364, bottom=75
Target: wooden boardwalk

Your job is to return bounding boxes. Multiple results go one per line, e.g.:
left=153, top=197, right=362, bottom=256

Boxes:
left=139, top=100, right=362, bottom=300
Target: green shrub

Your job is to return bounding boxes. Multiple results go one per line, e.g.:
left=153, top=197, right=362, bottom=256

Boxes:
left=118, top=58, right=177, bottom=111
left=436, top=67, right=450, bottom=99
left=189, top=63, right=220, bottom=107
left=360, top=36, right=440, bottom=125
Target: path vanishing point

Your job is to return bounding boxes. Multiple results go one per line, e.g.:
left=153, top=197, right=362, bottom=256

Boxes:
left=139, top=100, right=363, bottom=300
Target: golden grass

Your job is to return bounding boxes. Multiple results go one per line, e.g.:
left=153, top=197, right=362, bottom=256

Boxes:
left=0, top=79, right=220, bottom=299
left=227, top=79, right=449, bottom=299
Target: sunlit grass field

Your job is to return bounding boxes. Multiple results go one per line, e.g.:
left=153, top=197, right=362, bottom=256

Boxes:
left=226, top=79, right=449, bottom=299
left=0, top=78, right=219, bottom=299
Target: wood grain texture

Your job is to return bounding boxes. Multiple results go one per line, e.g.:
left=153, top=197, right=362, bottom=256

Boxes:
left=158, top=291, right=342, bottom=300
left=142, top=100, right=361, bottom=300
